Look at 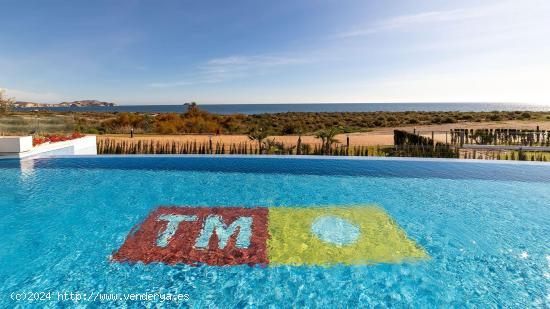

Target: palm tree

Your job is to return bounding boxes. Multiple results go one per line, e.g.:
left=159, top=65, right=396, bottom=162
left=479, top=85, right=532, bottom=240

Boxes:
left=248, top=128, right=268, bottom=153
left=315, top=128, right=340, bottom=154
left=315, top=130, right=327, bottom=148
left=296, top=128, right=303, bottom=155
left=263, top=138, right=285, bottom=154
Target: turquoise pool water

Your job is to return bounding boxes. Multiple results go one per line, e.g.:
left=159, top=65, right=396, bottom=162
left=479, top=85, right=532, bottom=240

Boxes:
left=1, top=156, right=549, bottom=307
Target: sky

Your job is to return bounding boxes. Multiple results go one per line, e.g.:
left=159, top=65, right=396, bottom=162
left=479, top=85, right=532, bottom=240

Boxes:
left=0, top=0, right=549, bottom=105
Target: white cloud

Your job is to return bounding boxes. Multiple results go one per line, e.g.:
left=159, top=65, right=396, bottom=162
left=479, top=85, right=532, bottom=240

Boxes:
left=207, top=55, right=307, bottom=67
left=138, top=1, right=550, bottom=103
left=1, top=87, right=62, bottom=103
left=148, top=54, right=312, bottom=88
left=201, top=55, right=311, bottom=81
left=338, top=8, right=485, bottom=38
left=336, top=0, right=550, bottom=38
left=148, top=80, right=194, bottom=88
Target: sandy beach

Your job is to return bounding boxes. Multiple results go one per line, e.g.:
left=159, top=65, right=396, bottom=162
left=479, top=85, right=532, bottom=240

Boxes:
left=97, top=120, right=550, bottom=146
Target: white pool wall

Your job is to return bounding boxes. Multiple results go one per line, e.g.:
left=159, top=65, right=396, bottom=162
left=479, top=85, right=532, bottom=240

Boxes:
left=0, top=136, right=33, bottom=153
left=0, top=135, right=97, bottom=159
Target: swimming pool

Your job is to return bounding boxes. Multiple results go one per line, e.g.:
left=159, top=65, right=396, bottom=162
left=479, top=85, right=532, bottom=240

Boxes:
left=1, top=156, right=549, bottom=307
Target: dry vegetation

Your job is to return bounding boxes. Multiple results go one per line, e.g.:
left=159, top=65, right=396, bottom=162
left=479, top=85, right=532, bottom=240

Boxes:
left=3, top=104, right=549, bottom=161
left=2, top=103, right=550, bottom=136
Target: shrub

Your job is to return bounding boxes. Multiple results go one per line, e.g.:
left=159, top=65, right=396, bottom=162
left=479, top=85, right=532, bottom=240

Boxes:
left=281, top=124, right=297, bottom=135
left=489, top=114, right=502, bottom=121
left=431, top=117, right=442, bottom=124
left=459, top=114, right=474, bottom=120
left=101, top=112, right=151, bottom=133
left=441, top=117, right=456, bottom=124
left=373, top=119, right=385, bottom=126
left=154, top=113, right=185, bottom=134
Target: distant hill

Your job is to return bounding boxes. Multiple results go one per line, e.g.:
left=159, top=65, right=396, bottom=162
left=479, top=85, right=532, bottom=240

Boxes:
left=15, top=100, right=115, bottom=108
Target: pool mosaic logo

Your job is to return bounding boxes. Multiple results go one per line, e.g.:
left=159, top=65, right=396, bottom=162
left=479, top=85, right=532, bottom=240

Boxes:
left=112, top=206, right=428, bottom=266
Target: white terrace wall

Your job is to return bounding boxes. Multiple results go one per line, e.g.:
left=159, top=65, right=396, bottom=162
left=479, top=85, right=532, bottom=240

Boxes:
left=0, top=135, right=97, bottom=159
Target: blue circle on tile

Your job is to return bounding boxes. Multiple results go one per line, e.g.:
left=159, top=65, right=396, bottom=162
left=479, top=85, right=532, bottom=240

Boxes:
left=311, top=216, right=360, bottom=246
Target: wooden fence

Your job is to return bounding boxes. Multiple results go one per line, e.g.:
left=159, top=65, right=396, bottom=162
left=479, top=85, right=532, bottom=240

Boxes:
left=450, top=128, right=550, bottom=146
left=96, top=138, right=387, bottom=156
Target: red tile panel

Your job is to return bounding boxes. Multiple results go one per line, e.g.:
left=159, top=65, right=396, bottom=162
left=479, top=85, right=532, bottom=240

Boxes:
left=112, top=206, right=269, bottom=266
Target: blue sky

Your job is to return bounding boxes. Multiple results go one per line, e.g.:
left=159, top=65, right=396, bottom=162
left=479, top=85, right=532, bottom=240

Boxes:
left=1, top=0, right=549, bottom=104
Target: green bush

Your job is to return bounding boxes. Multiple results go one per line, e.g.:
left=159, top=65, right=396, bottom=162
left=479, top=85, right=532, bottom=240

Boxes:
left=441, top=117, right=456, bottom=123
left=489, top=114, right=502, bottom=121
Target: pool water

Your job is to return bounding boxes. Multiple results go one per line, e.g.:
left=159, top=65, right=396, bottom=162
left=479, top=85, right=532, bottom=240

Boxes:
left=1, top=156, right=549, bottom=307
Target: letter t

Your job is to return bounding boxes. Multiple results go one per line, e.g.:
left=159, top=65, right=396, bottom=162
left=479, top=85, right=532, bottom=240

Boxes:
left=156, top=214, right=197, bottom=247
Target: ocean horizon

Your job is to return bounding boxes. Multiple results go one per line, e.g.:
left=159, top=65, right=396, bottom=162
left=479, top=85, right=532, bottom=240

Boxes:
left=15, top=102, right=550, bottom=114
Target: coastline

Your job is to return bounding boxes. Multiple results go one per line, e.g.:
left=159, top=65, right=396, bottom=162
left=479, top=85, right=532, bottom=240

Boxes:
left=14, top=102, right=550, bottom=114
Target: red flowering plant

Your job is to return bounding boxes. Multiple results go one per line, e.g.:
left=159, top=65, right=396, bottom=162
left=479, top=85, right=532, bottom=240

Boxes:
left=33, top=132, right=84, bottom=147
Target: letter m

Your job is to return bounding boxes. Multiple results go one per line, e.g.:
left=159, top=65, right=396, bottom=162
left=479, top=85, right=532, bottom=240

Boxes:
left=194, top=215, right=252, bottom=249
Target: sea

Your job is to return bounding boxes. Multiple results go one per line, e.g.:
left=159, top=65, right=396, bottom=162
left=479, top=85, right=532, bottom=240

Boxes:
left=14, top=103, right=550, bottom=114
